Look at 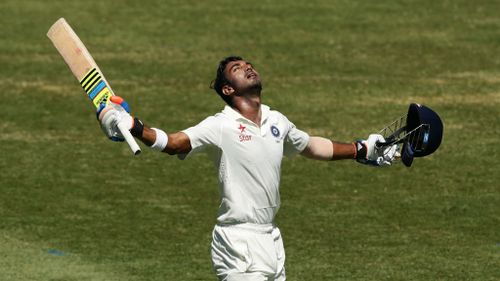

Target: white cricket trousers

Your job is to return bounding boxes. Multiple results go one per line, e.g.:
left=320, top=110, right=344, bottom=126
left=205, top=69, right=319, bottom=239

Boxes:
left=211, top=223, right=286, bottom=281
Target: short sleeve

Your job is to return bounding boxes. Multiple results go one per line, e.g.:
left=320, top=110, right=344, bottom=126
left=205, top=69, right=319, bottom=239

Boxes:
left=283, top=119, right=310, bottom=157
left=178, top=116, right=222, bottom=160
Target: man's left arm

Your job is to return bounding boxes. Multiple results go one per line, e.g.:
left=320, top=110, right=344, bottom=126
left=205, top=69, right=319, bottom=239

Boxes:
left=280, top=113, right=396, bottom=166
left=301, top=135, right=397, bottom=166
left=301, top=137, right=355, bottom=160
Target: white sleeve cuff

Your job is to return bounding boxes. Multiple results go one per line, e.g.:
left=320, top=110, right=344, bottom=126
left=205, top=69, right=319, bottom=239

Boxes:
left=151, top=128, right=168, bottom=152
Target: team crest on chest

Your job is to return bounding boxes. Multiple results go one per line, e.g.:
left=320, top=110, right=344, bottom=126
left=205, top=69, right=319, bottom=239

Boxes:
left=270, top=125, right=280, bottom=138
left=238, top=123, right=252, bottom=142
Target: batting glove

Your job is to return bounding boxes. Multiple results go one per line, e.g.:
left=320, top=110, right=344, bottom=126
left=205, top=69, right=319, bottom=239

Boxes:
left=97, top=96, right=143, bottom=141
left=378, top=143, right=400, bottom=166
left=355, top=134, right=395, bottom=167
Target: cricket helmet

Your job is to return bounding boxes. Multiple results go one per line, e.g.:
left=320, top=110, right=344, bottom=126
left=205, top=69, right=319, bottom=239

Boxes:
left=401, top=103, right=443, bottom=166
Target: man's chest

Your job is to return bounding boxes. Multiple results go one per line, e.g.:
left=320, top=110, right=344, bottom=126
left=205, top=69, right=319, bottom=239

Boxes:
left=220, top=120, right=286, bottom=166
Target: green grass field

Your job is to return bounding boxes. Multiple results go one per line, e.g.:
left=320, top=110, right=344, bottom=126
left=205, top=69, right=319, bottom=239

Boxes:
left=1, top=0, right=499, bottom=280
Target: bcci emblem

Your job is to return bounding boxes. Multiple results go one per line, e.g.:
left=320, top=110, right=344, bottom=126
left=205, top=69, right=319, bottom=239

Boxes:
left=270, top=125, right=280, bottom=138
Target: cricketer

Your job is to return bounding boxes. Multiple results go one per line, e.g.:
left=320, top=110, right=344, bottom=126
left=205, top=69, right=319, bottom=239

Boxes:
left=98, top=56, right=398, bottom=281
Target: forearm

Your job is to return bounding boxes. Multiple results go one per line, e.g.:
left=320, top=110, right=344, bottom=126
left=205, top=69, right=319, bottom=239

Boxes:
left=136, top=125, right=192, bottom=155
left=331, top=141, right=357, bottom=160
left=138, top=126, right=156, bottom=147
left=301, top=136, right=356, bottom=161
left=97, top=99, right=192, bottom=155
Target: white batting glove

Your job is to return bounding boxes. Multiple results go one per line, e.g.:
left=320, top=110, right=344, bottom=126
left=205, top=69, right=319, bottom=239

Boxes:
left=377, top=143, right=400, bottom=166
left=355, top=134, right=395, bottom=167
left=366, top=134, right=384, bottom=161
left=97, top=97, right=133, bottom=142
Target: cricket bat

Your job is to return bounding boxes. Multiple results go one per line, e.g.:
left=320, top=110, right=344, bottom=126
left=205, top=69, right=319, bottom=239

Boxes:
left=47, top=18, right=141, bottom=155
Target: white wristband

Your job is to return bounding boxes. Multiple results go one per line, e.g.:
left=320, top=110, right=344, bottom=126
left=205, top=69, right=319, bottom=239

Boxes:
left=151, top=128, right=168, bottom=152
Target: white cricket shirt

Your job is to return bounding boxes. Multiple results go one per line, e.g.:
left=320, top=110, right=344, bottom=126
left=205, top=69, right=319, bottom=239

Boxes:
left=181, top=104, right=309, bottom=225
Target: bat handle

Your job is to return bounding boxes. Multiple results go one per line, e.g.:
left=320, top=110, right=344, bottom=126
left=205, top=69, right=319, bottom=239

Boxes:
left=117, top=122, right=141, bottom=155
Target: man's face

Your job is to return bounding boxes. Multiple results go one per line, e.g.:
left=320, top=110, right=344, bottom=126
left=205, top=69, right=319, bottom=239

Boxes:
left=223, top=60, right=262, bottom=95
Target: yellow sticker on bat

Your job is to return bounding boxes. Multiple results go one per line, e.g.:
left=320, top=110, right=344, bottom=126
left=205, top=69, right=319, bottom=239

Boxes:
left=80, top=68, right=101, bottom=94
left=92, top=85, right=113, bottom=107
left=80, top=68, right=113, bottom=108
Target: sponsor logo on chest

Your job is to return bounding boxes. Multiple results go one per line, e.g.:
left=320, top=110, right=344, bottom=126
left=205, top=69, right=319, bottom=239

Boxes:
left=238, top=124, right=252, bottom=142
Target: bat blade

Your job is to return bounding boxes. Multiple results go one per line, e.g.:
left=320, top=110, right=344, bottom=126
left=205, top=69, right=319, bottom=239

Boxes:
left=47, top=18, right=98, bottom=82
left=47, top=18, right=141, bottom=155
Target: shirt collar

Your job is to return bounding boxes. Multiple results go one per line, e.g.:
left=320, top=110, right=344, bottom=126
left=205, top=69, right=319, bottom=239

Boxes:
left=222, top=104, right=271, bottom=126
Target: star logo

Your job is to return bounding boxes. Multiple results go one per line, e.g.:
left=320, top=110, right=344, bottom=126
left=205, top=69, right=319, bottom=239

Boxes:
left=238, top=124, right=246, bottom=133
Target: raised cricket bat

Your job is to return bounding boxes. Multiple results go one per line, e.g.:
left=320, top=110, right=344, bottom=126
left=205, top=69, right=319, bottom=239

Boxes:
left=47, top=18, right=141, bottom=155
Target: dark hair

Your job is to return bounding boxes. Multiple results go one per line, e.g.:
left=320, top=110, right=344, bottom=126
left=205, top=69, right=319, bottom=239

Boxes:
left=210, top=56, right=243, bottom=105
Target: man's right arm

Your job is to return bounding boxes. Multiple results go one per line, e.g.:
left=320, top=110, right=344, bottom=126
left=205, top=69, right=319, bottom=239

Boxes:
left=138, top=126, right=192, bottom=155
left=97, top=97, right=192, bottom=155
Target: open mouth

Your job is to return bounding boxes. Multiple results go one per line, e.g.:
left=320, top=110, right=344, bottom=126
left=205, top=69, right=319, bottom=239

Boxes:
left=246, top=72, right=257, bottom=79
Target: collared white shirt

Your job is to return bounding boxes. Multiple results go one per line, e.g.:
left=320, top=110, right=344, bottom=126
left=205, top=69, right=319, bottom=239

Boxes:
left=181, top=104, right=310, bottom=225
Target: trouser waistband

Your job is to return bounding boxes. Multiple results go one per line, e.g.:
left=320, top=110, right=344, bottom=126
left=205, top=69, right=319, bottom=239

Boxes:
left=216, top=222, right=276, bottom=234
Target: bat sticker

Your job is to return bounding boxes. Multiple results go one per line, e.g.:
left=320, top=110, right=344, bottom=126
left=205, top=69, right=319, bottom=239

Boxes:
left=80, top=68, right=112, bottom=107
left=80, top=68, right=101, bottom=93
left=92, top=85, right=112, bottom=107
left=88, top=80, right=106, bottom=100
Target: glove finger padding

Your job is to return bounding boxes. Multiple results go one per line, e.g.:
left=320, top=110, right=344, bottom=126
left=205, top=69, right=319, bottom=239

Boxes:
left=365, top=134, right=385, bottom=161
left=377, top=143, right=399, bottom=166
left=100, top=107, right=124, bottom=141
left=98, top=97, right=134, bottom=142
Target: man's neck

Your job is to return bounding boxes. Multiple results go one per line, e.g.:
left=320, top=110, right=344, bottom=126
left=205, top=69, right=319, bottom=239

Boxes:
left=232, top=94, right=262, bottom=126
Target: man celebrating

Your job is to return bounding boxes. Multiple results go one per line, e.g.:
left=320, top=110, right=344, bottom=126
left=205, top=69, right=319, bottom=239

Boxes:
left=98, top=56, right=397, bottom=281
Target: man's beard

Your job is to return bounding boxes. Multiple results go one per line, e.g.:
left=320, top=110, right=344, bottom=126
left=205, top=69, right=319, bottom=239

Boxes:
left=244, top=80, right=262, bottom=95
left=249, top=82, right=262, bottom=93
left=233, top=80, right=263, bottom=97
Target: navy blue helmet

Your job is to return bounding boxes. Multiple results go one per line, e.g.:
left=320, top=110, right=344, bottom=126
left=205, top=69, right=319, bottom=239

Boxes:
left=401, top=103, right=443, bottom=167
